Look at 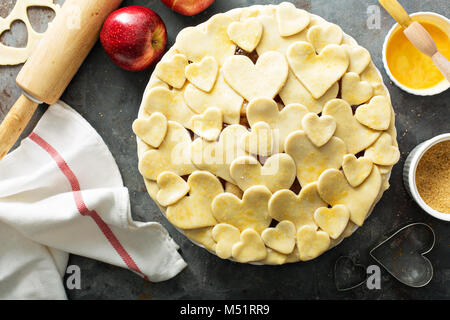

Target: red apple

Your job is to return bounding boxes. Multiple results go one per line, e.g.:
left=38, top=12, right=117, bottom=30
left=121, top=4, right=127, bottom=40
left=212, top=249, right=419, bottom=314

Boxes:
left=161, top=0, right=214, bottom=16
left=100, top=6, right=167, bottom=71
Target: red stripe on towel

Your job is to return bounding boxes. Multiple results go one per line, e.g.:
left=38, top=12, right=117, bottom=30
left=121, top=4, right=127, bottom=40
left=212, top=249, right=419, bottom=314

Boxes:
left=29, top=132, right=148, bottom=281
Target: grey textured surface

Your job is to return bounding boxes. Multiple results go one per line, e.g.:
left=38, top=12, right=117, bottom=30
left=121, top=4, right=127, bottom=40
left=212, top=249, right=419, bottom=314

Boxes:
left=0, top=0, right=449, bottom=300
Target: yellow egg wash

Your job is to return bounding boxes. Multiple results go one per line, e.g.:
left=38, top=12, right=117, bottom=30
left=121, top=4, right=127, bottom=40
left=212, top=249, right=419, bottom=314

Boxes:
left=386, top=20, right=450, bottom=89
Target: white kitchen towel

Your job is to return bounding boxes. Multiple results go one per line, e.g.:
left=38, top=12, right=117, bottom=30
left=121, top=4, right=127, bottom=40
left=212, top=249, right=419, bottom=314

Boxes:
left=0, top=101, right=187, bottom=300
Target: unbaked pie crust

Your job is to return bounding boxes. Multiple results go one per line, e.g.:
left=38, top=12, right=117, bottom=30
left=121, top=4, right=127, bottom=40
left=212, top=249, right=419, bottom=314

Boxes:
left=134, top=2, right=399, bottom=264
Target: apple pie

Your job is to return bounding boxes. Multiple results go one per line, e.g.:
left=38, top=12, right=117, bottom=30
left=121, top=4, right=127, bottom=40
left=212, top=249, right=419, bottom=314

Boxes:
left=133, top=2, right=399, bottom=264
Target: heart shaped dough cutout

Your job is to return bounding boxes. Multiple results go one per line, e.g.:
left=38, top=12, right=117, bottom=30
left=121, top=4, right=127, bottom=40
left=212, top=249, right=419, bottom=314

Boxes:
left=269, top=182, right=327, bottom=230
left=246, top=97, right=309, bottom=152
left=256, top=15, right=311, bottom=58
left=175, top=14, right=236, bottom=65
left=156, top=171, right=190, bottom=206
left=166, top=171, right=224, bottom=229
left=287, top=42, right=349, bottom=99
left=225, top=181, right=243, bottom=198
left=184, top=71, right=243, bottom=125
left=297, top=225, right=330, bottom=261
left=185, top=56, right=219, bottom=92
left=184, top=227, right=216, bottom=252
left=191, top=124, right=248, bottom=183
left=139, top=121, right=196, bottom=180
left=132, top=112, right=167, bottom=148
left=227, top=18, right=263, bottom=52
left=232, top=228, right=267, bottom=263
left=212, top=185, right=272, bottom=234
left=261, top=220, right=296, bottom=254
left=241, top=121, right=277, bottom=156
left=342, top=154, right=373, bottom=187
left=307, top=23, right=343, bottom=53
left=143, top=87, right=196, bottom=129
left=155, top=54, right=188, bottom=89
left=364, top=133, right=400, bottom=166
left=314, top=205, right=350, bottom=239
left=285, top=130, right=346, bottom=187
left=223, top=51, right=289, bottom=101
left=342, top=44, right=371, bottom=74
left=322, top=99, right=381, bottom=154
left=230, top=154, right=296, bottom=193
left=279, top=71, right=339, bottom=114
left=276, top=2, right=310, bottom=36
left=212, top=223, right=241, bottom=259
left=190, top=107, right=223, bottom=141
left=341, top=72, right=373, bottom=106
left=302, top=113, right=336, bottom=147
left=355, top=95, right=392, bottom=130
left=318, top=167, right=382, bottom=226
left=263, top=248, right=288, bottom=265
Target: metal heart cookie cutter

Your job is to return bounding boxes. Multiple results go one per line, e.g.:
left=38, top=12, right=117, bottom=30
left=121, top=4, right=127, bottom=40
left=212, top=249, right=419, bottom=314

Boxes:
left=370, top=222, right=436, bottom=288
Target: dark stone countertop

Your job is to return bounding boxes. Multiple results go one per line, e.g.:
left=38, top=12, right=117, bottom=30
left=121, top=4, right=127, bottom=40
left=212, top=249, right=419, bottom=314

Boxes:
left=0, top=0, right=449, bottom=300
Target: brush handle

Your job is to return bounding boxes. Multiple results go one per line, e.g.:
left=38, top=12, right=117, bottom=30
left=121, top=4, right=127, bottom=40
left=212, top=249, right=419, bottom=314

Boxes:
left=431, top=52, right=450, bottom=82
left=0, top=95, right=39, bottom=160
left=379, top=0, right=412, bottom=28
left=404, top=22, right=450, bottom=82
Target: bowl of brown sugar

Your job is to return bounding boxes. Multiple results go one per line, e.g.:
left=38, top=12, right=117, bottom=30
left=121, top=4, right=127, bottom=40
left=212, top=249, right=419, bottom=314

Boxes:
left=404, top=133, right=450, bottom=221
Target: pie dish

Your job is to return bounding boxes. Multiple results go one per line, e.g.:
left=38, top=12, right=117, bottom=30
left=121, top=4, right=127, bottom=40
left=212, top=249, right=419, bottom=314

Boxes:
left=134, top=2, right=400, bottom=264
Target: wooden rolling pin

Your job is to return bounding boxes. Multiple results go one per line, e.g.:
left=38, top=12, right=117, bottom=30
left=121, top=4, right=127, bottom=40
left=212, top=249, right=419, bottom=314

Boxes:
left=0, top=0, right=122, bottom=160
left=379, top=0, right=450, bottom=81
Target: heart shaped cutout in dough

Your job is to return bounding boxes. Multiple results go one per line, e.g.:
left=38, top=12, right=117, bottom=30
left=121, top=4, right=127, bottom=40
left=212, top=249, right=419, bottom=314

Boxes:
left=297, top=225, right=330, bottom=261
left=246, top=97, right=309, bottom=152
left=191, top=124, right=248, bottom=183
left=223, top=51, right=289, bottom=101
left=342, top=44, right=371, bottom=74
left=341, top=72, right=373, bottom=106
left=185, top=56, right=219, bottom=92
left=279, top=71, right=339, bottom=114
left=318, top=167, right=382, bottom=226
left=190, top=107, right=223, bottom=141
left=314, top=205, right=350, bottom=239
left=342, top=154, right=373, bottom=187
left=261, top=220, right=296, bottom=254
left=156, top=171, right=190, bottom=207
left=184, top=71, right=244, bottom=125
left=307, top=23, right=343, bottom=53
left=143, top=87, right=196, bottom=129
left=355, top=95, right=392, bottom=130
left=322, top=99, right=381, bottom=154
left=139, top=121, right=196, bottom=180
left=230, top=153, right=296, bottom=193
left=276, top=1, right=310, bottom=36
left=269, top=182, right=327, bottom=230
left=232, top=228, right=267, bottom=263
left=285, top=130, right=346, bottom=187
left=212, top=223, right=241, bottom=259
left=241, top=121, right=277, bottom=156
left=132, top=112, right=167, bottom=148
left=155, top=54, right=188, bottom=89
left=166, top=171, right=224, bottom=229
left=302, top=113, right=336, bottom=147
left=227, top=18, right=263, bottom=52
left=287, top=42, right=349, bottom=99
left=212, top=185, right=272, bottom=234
left=364, top=133, right=400, bottom=166
left=175, top=14, right=236, bottom=65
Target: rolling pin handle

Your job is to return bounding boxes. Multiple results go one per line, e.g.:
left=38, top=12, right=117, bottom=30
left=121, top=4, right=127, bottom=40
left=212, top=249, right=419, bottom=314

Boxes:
left=0, top=95, right=39, bottom=160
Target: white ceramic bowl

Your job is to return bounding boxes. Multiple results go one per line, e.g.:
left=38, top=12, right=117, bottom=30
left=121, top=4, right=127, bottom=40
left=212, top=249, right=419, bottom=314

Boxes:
left=382, top=12, right=450, bottom=96
left=403, top=133, right=450, bottom=221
